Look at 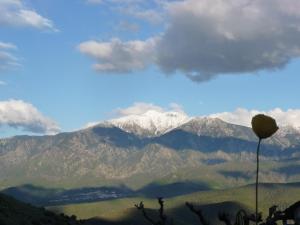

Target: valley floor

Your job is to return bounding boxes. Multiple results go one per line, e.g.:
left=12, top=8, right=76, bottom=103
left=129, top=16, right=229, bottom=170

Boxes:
left=47, top=182, right=300, bottom=225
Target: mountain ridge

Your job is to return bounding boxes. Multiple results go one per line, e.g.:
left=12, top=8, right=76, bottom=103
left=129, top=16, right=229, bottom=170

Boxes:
left=0, top=116, right=300, bottom=190
left=100, top=110, right=190, bottom=137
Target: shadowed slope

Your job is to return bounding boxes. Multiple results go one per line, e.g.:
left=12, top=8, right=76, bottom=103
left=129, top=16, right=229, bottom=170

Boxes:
left=0, top=193, right=82, bottom=225
left=2, top=182, right=210, bottom=206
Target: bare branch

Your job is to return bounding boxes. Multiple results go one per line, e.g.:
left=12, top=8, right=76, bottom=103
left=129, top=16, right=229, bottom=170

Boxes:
left=185, top=202, right=210, bottom=225
left=158, top=197, right=167, bottom=225
left=219, top=212, right=232, bottom=225
left=135, top=201, right=157, bottom=225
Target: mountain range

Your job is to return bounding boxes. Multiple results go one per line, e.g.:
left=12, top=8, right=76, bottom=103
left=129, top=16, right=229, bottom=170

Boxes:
left=1, top=110, right=300, bottom=190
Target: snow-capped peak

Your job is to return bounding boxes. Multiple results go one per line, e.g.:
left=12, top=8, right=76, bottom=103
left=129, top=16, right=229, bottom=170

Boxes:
left=107, top=110, right=190, bottom=136
left=275, top=125, right=300, bottom=136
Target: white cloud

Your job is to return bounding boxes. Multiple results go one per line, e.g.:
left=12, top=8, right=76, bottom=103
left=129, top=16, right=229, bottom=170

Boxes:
left=120, top=6, right=163, bottom=24
left=78, top=37, right=158, bottom=73
left=0, top=99, right=60, bottom=134
left=0, top=0, right=56, bottom=31
left=0, top=81, right=7, bottom=86
left=0, top=41, right=20, bottom=71
left=81, top=0, right=300, bottom=82
left=83, top=121, right=100, bottom=129
left=87, top=0, right=145, bottom=4
left=86, top=0, right=103, bottom=4
left=114, top=105, right=300, bottom=129
left=83, top=102, right=187, bottom=128
left=114, top=102, right=165, bottom=116
left=83, top=102, right=300, bottom=131
left=168, top=102, right=185, bottom=114
left=0, top=41, right=17, bottom=50
left=85, top=0, right=165, bottom=23
left=156, top=0, right=300, bottom=81
left=209, top=108, right=300, bottom=129
left=114, top=102, right=187, bottom=117
left=116, top=21, right=140, bottom=32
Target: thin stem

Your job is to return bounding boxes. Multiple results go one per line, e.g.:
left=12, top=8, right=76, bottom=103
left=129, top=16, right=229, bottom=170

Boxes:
left=256, top=138, right=262, bottom=225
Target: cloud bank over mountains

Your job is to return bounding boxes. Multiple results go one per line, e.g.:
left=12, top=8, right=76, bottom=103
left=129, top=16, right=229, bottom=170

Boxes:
left=0, top=100, right=60, bottom=134
left=84, top=102, right=300, bottom=131
left=2, top=100, right=300, bottom=136
left=113, top=102, right=185, bottom=117
left=84, top=102, right=188, bottom=129
left=210, top=108, right=300, bottom=129
left=79, top=0, right=300, bottom=82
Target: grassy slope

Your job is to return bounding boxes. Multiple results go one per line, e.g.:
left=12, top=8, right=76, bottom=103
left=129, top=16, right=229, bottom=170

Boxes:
left=49, top=183, right=300, bottom=223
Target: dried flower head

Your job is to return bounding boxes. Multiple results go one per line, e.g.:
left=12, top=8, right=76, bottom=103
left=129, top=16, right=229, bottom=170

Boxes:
left=251, top=114, right=279, bottom=139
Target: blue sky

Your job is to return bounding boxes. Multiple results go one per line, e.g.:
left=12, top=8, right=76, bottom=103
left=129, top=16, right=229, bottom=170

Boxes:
left=1, top=0, right=300, bottom=137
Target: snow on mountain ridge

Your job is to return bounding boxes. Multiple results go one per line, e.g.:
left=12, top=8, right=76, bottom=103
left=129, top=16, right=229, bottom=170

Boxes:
left=91, top=110, right=300, bottom=139
left=275, top=125, right=300, bottom=136
left=108, top=110, right=190, bottom=135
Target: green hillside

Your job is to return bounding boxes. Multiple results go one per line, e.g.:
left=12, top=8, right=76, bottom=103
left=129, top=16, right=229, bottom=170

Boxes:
left=1, top=182, right=300, bottom=225
left=49, top=183, right=300, bottom=225
left=0, top=193, right=82, bottom=225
